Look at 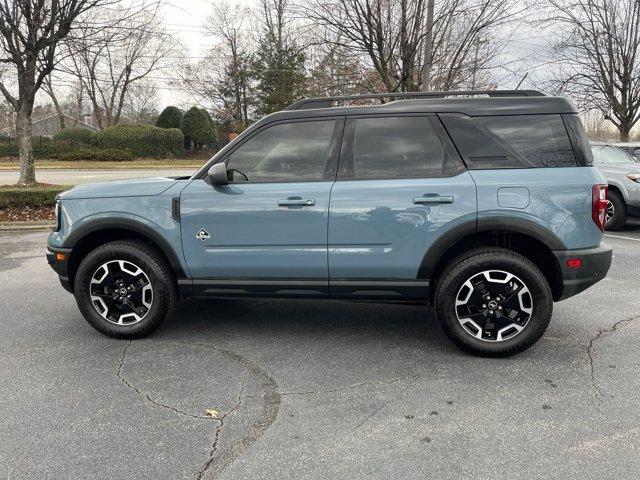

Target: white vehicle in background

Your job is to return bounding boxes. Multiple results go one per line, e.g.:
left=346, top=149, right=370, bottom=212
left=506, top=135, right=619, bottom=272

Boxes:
left=591, top=142, right=640, bottom=230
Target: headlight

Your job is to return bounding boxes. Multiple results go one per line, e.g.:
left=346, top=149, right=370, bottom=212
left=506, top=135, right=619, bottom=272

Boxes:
left=627, top=173, right=640, bottom=183
left=54, top=199, right=61, bottom=231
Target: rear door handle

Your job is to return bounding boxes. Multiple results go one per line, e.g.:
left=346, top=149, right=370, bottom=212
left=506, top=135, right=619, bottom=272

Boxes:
left=278, top=197, right=315, bottom=207
left=413, top=195, right=454, bottom=205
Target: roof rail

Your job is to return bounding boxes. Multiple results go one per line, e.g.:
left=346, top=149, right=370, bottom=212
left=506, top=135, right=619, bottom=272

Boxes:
left=285, top=90, right=545, bottom=110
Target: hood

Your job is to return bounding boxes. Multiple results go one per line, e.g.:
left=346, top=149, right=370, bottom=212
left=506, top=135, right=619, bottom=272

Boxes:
left=58, top=177, right=183, bottom=200
left=595, top=162, right=640, bottom=176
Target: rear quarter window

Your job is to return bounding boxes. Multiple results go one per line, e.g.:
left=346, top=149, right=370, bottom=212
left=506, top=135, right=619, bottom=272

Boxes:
left=440, top=113, right=578, bottom=169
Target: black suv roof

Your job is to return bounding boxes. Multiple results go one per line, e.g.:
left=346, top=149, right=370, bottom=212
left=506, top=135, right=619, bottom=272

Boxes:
left=267, top=90, right=577, bottom=122
left=265, top=97, right=576, bottom=123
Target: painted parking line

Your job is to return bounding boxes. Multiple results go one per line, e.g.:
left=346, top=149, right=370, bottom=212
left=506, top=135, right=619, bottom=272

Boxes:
left=604, top=233, right=640, bottom=243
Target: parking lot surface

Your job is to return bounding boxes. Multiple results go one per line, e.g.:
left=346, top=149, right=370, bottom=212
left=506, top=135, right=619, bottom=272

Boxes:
left=1, top=225, right=640, bottom=479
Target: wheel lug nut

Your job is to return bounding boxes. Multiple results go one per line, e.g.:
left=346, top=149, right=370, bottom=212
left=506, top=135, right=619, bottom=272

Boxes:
left=482, top=304, right=486, bottom=308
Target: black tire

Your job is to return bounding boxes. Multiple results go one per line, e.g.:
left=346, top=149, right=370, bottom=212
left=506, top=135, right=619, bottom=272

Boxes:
left=605, top=190, right=627, bottom=231
left=74, top=240, right=177, bottom=338
left=434, top=247, right=552, bottom=357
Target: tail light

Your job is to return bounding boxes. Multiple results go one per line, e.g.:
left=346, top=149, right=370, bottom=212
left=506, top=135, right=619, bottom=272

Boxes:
left=592, top=184, right=608, bottom=232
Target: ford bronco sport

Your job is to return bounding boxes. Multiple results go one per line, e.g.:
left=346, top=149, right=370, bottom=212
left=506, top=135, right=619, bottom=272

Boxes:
left=47, top=90, right=612, bottom=357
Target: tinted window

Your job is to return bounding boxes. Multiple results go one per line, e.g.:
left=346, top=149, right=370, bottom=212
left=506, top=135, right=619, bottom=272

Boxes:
left=441, top=114, right=576, bottom=168
left=226, top=120, right=335, bottom=183
left=350, top=117, right=462, bottom=179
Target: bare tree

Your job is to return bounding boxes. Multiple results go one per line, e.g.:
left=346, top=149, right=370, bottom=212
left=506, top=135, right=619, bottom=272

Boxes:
left=303, top=0, right=522, bottom=93
left=545, top=0, right=640, bottom=141
left=0, top=0, right=113, bottom=185
left=207, top=1, right=253, bottom=129
left=303, top=0, right=428, bottom=92
left=120, top=80, right=158, bottom=124
left=43, top=75, right=66, bottom=130
left=64, top=2, right=176, bottom=129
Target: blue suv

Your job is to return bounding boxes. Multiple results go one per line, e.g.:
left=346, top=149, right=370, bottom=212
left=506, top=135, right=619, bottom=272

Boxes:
left=47, top=90, right=612, bottom=356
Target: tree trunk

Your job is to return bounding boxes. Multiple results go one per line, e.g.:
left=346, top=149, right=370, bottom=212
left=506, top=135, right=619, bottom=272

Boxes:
left=421, top=0, right=435, bottom=92
left=619, top=123, right=631, bottom=142
left=16, top=107, right=36, bottom=186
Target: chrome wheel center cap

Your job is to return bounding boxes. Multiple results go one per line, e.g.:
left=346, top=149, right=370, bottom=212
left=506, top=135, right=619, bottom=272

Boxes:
left=118, top=288, right=128, bottom=296
left=488, top=300, right=498, bottom=310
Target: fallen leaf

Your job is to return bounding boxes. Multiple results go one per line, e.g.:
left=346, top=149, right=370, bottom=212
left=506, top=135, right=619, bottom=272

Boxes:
left=205, top=408, right=219, bottom=418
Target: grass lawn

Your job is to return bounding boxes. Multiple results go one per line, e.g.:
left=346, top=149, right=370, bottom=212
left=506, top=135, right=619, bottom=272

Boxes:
left=0, top=157, right=205, bottom=170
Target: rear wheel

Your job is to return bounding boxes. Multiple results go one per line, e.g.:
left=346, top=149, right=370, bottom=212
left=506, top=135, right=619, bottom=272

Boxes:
left=74, top=240, right=177, bottom=338
left=435, top=247, right=552, bottom=357
left=605, top=190, right=627, bottom=230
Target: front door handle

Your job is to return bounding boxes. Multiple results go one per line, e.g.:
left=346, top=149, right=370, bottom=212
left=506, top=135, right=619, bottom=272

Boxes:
left=413, top=195, right=454, bottom=205
left=278, top=197, right=315, bottom=207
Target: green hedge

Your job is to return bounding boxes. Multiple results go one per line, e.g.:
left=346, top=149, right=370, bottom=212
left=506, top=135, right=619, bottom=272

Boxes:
left=53, top=128, right=95, bottom=145
left=0, top=185, right=71, bottom=208
left=49, top=148, right=133, bottom=161
left=94, top=124, right=183, bottom=157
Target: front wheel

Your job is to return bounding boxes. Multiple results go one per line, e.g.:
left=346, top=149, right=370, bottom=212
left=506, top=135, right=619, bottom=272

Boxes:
left=74, top=240, right=177, bottom=338
left=435, top=248, right=552, bottom=357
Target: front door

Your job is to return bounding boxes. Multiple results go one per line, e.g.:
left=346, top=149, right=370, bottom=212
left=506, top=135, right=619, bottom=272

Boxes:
left=328, top=115, right=477, bottom=299
left=180, top=118, right=342, bottom=295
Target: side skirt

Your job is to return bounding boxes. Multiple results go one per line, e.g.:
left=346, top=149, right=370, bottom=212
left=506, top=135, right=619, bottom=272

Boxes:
left=178, top=278, right=429, bottom=302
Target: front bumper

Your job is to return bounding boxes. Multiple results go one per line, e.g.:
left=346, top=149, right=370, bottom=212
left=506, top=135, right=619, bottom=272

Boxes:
left=553, top=243, right=612, bottom=301
left=46, top=246, right=73, bottom=293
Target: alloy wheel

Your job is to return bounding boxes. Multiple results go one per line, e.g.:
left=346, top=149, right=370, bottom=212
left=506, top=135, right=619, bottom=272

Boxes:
left=455, top=270, right=533, bottom=342
left=605, top=199, right=615, bottom=225
left=89, top=260, right=153, bottom=325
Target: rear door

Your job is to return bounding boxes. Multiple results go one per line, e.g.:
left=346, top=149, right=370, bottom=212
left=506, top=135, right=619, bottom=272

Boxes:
left=180, top=117, right=342, bottom=295
left=328, top=115, right=477, bottom=299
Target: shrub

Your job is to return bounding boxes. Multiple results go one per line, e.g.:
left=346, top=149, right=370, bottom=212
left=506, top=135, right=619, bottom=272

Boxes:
left=95, top=149, right=133, bottom=161
left=94, top=124, right=184, bottom=157
left=156, top=106, right=183, bottom=129
left=53, top=128, right=96, bottom=145
left=49, top=148, right=132, bottom=161
left=181, top=107, right=216, bottom=147
left=0, top=137, right=17, bottom=157
left=0, top=184, right=71, bottom=208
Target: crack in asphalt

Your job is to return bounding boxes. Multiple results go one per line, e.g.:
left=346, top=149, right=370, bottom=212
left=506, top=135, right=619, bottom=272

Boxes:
left=116, top=340, right=214, bottom=421
left=587, top=314, right=640, bottom=405
left=247, top=368, right=429, bottom=399
left=195, top=375, right=247, bottom=480
left=116, top=340, right=281, bottom=480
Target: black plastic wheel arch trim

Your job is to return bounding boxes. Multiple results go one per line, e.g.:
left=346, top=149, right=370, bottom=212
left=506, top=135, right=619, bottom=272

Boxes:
left=417, top=217, right=567, bottom=280
left=62, top=218, right=187, bottom=278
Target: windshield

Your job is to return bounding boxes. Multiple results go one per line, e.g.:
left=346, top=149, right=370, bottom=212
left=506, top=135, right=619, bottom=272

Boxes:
left=591, top=145, right=637, bottom=165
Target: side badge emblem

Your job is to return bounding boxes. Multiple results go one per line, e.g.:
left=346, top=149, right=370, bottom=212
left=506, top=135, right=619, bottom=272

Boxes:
left=196, top=229, right=210, bottom=241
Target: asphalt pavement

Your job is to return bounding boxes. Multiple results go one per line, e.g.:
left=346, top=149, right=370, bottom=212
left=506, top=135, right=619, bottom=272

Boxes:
left=0, top=168, right=196, bottom=185
left=1, top=226, right=640, bottom=479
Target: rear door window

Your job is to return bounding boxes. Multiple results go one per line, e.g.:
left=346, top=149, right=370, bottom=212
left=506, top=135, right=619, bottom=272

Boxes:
left=440, top=114, right=577, bottom=168
left=341, top=116, right=465, bottom=180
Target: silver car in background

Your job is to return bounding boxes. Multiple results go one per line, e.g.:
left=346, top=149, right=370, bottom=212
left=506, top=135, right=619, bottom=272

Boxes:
left=591, top=142, right=640, bottom=229
left=614, top=142, right=640, bottom=160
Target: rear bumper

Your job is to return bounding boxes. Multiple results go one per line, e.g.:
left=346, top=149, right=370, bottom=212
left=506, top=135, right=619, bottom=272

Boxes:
left=553, top=243, right=612, bottom=301
left=46, top=246, right=73, bottom=293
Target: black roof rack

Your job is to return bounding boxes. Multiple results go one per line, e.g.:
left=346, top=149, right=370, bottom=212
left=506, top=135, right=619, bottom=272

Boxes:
left=285, top=90, right=545, bottom=110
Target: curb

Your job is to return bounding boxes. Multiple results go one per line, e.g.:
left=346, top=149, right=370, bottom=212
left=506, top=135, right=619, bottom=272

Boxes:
left=0, top=221, right=55, bottom=231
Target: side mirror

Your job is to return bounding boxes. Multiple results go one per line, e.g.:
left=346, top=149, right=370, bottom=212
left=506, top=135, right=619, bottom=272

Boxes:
left=207, top=163, right=228, bottom=186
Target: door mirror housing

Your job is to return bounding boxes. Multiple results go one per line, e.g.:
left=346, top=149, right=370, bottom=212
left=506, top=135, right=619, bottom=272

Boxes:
left=207, top=163, right=228, bottom=186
